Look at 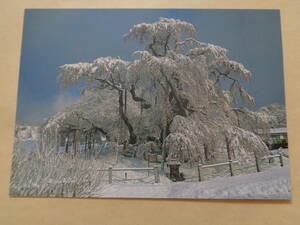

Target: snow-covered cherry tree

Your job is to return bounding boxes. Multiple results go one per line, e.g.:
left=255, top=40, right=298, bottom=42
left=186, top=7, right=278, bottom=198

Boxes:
left=124, top=17, right=271, bottom=163
left=58, top=57, right=143, bottom=145
left=46, top=17, right=273, bottom=165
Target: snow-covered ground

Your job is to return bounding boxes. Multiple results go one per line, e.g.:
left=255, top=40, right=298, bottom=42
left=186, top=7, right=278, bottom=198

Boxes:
left=97, top=166, right=291, bottom=199
left=11, top=136, right=291, bottom=199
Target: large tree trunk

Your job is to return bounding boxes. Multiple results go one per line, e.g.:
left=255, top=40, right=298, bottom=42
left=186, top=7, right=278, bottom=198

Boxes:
left=160, top=116, right=172, bottom=170
left=118, top=90, right=137, bottom=144
left=129, top=84, right=151, bottom=109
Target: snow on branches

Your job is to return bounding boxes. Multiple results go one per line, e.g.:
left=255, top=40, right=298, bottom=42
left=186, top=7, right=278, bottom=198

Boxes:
left=44, top=17, right=273, bottom=165
left=124, top=17, right=196, bottom=44
left=58, top=62, right=91, bottom=88
left=124, top=17, right=196, bottom=57
left=259, top=103, right=286, bottom=128
left=210, top=57, right=252, bottom=81
left=229, top=81, right=255, bottom=106
left=223, top=125, right=269, bottom=163
left=58, top=57, right=129, bottom=90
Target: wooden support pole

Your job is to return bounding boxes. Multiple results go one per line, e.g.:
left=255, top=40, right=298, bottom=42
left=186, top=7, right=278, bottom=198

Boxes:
left=255, top=153, right=261, bottom=172
left=279, top=153, right=284, bottom=167
left=161, top=126, right=167, bottom=170
left=197, top=164, right=202, bottom=182
left=228, top=160, right=234, bottom=176
left=154, top=166, right=160, bottom=183
left=108, top=166, right=113, bottom=184
left=147, top=154, right=150, bottom=176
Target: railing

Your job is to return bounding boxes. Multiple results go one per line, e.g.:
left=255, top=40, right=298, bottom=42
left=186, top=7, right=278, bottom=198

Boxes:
left=197, top=160, right=239, bottom=182
left=197, top=153, right=285, bottom=182
left=98, top=166, right=160, bottom=184
left=255, top=153, right=284, bottom=172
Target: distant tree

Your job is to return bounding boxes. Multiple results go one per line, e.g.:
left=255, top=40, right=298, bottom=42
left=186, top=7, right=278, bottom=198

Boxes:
left=58, top=57, right=143, bottom=144
left=259, top=103, right=286, bottom=128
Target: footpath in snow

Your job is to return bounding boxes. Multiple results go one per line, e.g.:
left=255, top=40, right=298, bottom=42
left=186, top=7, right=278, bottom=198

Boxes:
left=97, top=166, right=291, bottom=200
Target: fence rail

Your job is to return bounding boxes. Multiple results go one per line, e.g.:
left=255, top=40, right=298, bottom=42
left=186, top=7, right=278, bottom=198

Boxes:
left=97, top=166, right=160, bottom=184
left=256, top=153, right=284, bottom=172
left=197, top=160, right=239, bottom=181
left=201, top=160, right=239, bottom=168
left=196, top=153, right=285, bottom=182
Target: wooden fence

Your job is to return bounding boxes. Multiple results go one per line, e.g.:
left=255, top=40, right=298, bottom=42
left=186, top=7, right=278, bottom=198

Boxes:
left=97, top=166, right=160, bottom=184
left=255, top=153, right=284, bottom=172
left=197, top=153, right=284, bottom=182
left=197, top=160, right=239, bottom=182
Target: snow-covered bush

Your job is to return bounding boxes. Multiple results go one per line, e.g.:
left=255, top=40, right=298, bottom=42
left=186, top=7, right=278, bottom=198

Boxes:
left=10, top=146, right=106, bottom=197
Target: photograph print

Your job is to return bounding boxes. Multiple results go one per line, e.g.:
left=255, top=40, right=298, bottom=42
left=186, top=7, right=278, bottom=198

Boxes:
left=10, top=9, right=291, bottom=199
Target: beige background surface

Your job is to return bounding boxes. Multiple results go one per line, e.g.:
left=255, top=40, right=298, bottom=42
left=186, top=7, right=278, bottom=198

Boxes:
left=0, top=1, right=299, bottom=225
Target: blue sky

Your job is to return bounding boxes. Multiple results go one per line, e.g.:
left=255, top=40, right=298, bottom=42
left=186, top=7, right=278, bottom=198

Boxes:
left=16, top=9, right=285, bottom=125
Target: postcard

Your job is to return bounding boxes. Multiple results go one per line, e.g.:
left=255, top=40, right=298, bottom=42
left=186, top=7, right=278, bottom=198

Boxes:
left=10, top=9, right=290, bottom=199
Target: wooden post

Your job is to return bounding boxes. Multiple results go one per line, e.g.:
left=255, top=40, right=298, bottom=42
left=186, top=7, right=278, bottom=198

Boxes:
left=108, top=166, right=112, bottom=184
left=197, top=164, right=202, bottom=182
left=279, top=153, right=284, bottom=167
left=228, top=160, right=234, bottom=176
left=161, top=126, right=167, bottom=170
left=154, top=166, right=160, bottom=183
left=254, top=153, right=261, bottom=172
left=147, top=154, right=150, bottom=176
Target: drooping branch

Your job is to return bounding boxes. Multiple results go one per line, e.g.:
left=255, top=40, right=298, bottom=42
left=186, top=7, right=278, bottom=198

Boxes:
left=95, top=78, right=122, bottom=91
left=129, top=84, right=151, bottom=109
left=94, top=77, right=137, bottom=144
left=73, top=111, right=109, bottom=140
left=95, top=127, right=108, bottom=136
